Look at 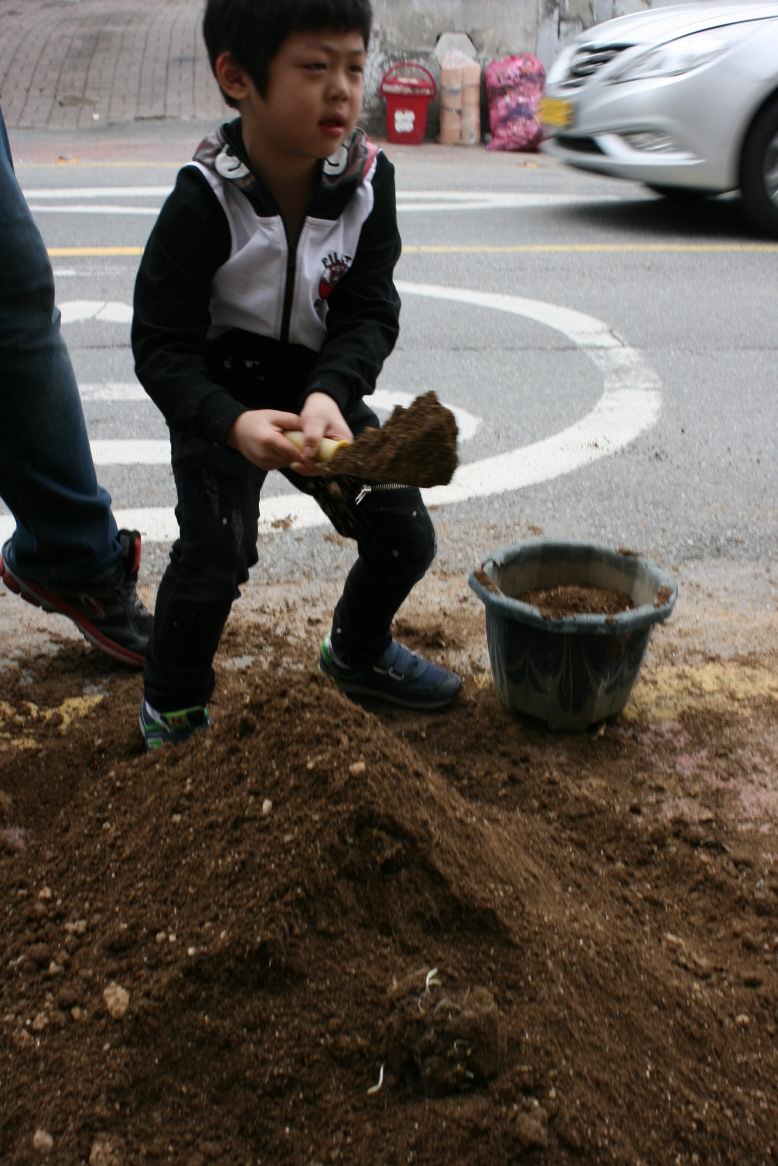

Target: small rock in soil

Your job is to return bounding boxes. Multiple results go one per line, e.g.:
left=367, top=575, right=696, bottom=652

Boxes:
left=513, top=1109, right=549, bottom=1151
left=103, top=983, right=129, bottom=1019
left=32, top=1129, right=54, bottom=1154
left=90, top=1135, right=123, bottom=1166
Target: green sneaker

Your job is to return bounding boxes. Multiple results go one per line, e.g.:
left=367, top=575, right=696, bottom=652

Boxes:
left=139, top=699, right=210, bottom=750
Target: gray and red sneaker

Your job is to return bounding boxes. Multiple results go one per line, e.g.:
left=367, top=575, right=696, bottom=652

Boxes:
left=0, top=530, right=152, bottom=668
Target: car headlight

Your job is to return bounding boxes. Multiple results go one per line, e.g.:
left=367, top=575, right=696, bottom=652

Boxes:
left=608, top=23, right=753, bottom=83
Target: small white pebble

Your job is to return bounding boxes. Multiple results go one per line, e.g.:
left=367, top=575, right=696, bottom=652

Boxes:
left=187, top=947, right=196, bottom=957
left=33, top=1129, right=54, bottom=1154
left=155, top=932, right=166, bottom=945
left=103, top=983, right=129, bottom=1020
left=37, top=887, right=52, bottom=902
left=349, top=760, right=367, bottom=777
left=735, top=1013, right=751, bottom=1027
left=262, top=799, right=273, bottom=816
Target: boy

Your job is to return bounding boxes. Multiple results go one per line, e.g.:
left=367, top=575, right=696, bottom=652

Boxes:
left=133, top=0, right=462, bottom=749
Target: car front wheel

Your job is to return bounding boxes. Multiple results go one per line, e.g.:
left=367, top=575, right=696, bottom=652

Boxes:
left=740, top=97, right=778, bottom=238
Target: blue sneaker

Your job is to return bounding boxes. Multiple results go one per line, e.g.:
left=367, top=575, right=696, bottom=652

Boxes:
left=139, top=699, right=211, bottom=750
left=319, top=636, right=462, bottom=710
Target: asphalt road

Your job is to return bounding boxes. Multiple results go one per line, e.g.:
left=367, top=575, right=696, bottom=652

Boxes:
left=5, top=123, right=777, bottom=595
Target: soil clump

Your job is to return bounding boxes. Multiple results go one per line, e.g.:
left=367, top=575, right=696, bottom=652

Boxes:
left=520, top=583, right=634, bottom=618
left=1, top=611, right=777, bottom=1165
left=326, top=391, right=458, bottom=487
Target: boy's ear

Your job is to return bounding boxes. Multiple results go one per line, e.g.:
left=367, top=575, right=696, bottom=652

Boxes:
left=214, top=51, right=253, bottom=102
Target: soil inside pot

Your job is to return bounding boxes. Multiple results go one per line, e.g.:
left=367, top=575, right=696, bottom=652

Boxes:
left=326, top=391, right=458, bottom=488
left=519, top=584, right=634, bottom=619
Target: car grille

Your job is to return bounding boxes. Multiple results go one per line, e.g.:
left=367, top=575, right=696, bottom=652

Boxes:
left=559, top=44, right=629, bottom=89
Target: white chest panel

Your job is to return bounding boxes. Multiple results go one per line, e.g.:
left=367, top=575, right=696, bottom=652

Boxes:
left=190, top=162, right=375, bottom=351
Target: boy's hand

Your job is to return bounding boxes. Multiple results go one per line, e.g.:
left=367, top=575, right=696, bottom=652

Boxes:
left=225, top=409, right=306, bottom=471
left=299, top=393, right=353, bottom=464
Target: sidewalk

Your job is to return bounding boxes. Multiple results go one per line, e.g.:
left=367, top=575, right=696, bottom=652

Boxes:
left=0, top=0, right=224, bottom=130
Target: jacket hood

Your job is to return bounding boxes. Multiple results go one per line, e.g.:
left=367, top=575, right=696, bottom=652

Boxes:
left=193, top=120, right=378, bottom=195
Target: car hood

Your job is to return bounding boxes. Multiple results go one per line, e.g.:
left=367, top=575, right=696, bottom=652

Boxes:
left=579, top=0, right=778, bottom=45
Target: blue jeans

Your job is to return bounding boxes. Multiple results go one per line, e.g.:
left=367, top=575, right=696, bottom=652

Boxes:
left=0, top=106, right=122, bottom=589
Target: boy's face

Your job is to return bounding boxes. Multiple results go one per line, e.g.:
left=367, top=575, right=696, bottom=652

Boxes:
left=232, top=31, right=366, bottom=161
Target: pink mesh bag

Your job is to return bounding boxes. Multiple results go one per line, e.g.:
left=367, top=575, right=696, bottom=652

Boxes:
left=485, top=54, right=546, bottom=152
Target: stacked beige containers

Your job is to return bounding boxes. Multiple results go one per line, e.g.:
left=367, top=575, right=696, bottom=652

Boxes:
left=439, top=51, right=482, bottom=146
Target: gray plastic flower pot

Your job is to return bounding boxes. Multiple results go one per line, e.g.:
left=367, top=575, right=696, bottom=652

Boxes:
left=468, top=539, right=677, bottom=731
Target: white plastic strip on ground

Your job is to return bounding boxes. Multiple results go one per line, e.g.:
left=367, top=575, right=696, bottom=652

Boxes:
left=0, top=285, right=660, bottom=543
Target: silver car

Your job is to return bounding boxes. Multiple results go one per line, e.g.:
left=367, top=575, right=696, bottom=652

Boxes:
left=541, top=0, right=778, bottom=235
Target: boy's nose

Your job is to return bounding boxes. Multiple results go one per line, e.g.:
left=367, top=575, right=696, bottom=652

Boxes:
left=328, top=70, right=352, bottom=99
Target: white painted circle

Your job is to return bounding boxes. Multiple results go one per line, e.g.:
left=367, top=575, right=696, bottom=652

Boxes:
left=11, top=284, right=660, bottom=544
left=239, top=282, right=661, bottom=534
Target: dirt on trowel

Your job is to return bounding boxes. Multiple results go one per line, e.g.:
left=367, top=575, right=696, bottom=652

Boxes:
left=327, top=391, right=459, bottom=487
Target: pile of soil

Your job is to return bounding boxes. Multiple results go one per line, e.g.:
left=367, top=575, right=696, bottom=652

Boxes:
left=519, top=584, right=634, bottom=619
left=1, top=614, right=777, bottom=1165
left=327, top=392, right=459, bottom=488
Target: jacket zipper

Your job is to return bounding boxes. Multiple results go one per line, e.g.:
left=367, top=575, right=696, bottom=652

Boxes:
left=280, top=232, right=297, bottom=345
left=355, top=483, right=409, bottom=505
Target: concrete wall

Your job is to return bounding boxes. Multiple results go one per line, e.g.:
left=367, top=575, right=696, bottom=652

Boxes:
left=363, top=0, right=689, bottom=134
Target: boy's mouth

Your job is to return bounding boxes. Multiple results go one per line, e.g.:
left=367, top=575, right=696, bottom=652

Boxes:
left=320, top=116, right=347, bottom=132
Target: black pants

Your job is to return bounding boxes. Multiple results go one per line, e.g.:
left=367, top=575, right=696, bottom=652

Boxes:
left=144, top=403, right=436, bottom=711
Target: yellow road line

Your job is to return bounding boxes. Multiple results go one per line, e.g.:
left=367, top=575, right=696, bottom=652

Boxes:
left=47, top=242, right=778, bottom=259
left=48, top=246, right=144, bottom=257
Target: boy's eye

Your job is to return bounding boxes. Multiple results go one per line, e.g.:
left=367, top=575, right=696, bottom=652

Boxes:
left=350, top=65, right=365, bottom=75
left=303, top=62, right=327, bottom=71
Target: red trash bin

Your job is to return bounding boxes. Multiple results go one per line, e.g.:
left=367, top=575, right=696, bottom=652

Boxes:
left=380, top=64, right=437, bottom=146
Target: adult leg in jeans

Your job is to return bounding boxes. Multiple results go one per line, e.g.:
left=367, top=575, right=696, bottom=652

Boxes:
left=0, top=105, right=122, bottom=590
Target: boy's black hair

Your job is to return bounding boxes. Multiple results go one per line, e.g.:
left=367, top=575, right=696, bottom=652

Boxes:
left=203, top=0, right=373, bottom=107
